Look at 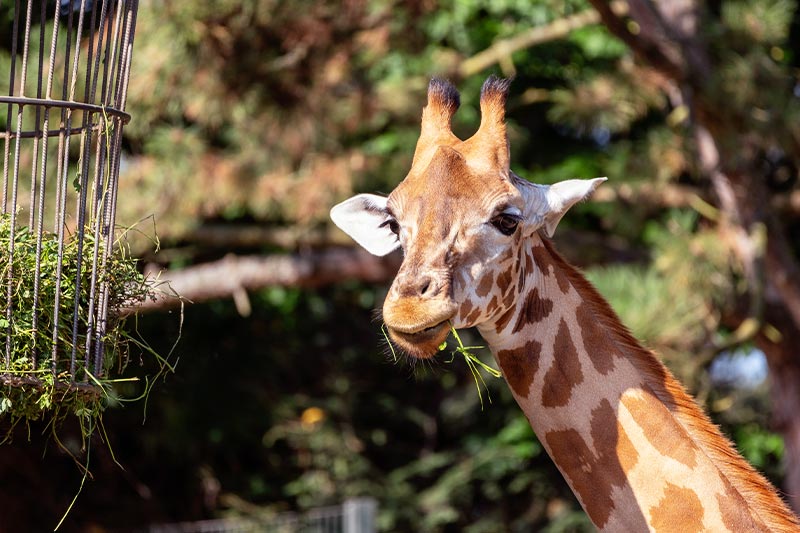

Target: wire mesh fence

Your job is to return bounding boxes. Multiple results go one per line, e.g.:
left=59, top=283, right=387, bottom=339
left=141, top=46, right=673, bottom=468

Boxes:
left=1, top=0, right=139, bottom=395
left=143, top=498, right=378, bottom=533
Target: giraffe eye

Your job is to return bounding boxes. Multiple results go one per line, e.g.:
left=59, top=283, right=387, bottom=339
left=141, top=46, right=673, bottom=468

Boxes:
left=492, top=213, right=521, bottom=236
left=380, top=217, right=401, bottom=236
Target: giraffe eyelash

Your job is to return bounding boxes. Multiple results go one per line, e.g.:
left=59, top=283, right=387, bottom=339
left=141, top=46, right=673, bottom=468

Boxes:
left=379, top=217, right=401, bottom=236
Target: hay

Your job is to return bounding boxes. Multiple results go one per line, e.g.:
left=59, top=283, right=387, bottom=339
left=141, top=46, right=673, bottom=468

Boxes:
left=0, top=211, right=159, bottom=438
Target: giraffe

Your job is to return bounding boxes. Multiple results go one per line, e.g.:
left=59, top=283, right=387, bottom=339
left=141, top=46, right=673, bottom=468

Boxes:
left=330, top=76, right=800, bottom=532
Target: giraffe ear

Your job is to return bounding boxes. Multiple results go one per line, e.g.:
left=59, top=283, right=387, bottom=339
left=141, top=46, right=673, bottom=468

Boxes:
left=330, top=194, right=401, bottom=256
left=541, top=177, right=607, bottom=237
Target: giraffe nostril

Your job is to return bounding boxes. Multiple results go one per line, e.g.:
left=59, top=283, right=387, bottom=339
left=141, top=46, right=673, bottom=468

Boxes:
left=419, top=279, right=432, bottom=296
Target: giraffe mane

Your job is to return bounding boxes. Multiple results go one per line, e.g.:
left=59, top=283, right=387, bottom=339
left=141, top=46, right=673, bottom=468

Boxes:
left=540, top=237, right=800, bottom=532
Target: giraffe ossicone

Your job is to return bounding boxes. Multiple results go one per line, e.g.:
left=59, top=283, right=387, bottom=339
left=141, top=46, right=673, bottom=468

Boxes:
left=330, top=77, right=799, bottom=532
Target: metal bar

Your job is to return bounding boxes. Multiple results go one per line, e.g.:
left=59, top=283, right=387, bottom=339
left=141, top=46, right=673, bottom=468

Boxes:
left=84, top=113, right=106, bottom=373
left=4, top=0, right=35, bottom=365
left=0, top=96, right=132, bottom=125
left=49, top=1, right=81, bottom=373
left=70, top=124, right=92, bottom=380
left=51, top=112, right=74, bottom=375
left=93, top=0, right=138, bottom=374
left=29, top=0, right=64, bottom=370
left=69, top=0, right=97, bottom=382
left=2, top=0, right=22, bottom=213
left=86, top=0, right=111, bottom=108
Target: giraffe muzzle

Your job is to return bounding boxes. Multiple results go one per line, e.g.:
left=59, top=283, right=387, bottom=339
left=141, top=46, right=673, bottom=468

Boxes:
left=382, top=297, right=456, bottom=358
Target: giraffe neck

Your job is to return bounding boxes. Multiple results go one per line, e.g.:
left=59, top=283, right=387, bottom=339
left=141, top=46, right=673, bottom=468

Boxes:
left=477, top=238, right=798, bottom=532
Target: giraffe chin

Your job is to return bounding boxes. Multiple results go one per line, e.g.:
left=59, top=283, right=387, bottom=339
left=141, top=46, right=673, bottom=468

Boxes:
left=385, top=321, right=451, bottom=359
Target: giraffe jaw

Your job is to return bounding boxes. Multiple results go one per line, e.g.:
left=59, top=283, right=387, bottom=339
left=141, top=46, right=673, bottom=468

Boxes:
left=385, top=320, right=452, bottom=359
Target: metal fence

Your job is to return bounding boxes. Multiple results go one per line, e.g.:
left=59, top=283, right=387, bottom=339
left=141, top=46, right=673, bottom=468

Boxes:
left=144, top=498, right=378, bottom=533
left=0, top=1, right=139, bottom=389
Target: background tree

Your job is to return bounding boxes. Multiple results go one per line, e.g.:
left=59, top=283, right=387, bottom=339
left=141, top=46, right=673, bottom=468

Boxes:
left=1, top=1, right=799, bottom=531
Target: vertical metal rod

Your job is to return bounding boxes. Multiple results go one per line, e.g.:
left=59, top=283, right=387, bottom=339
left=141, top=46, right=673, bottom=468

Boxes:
left=30, top=0, right=63, bottom=371
left=2, top=0, right=22, bottom=365
left=50, top=0, right=80, bottom=375
left=5, top=0, right=35, bottom=367
left=69, top=126, right=92, bottom=380
left=53, top=115, right=74, bottom=375
left=84, top=117, right=105, bottom=373
left=68, top=0, right=94, bottom=381
left=91, top=0, right=122, bottom=374
left=27, top=0, right=47, bottom=228
left=2, top=0, right=22, bottom=213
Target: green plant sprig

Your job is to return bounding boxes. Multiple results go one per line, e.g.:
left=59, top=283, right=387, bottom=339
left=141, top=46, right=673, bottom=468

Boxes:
left=441, top=323, right=501, bottom=410
left=381, top=321, right=502, bottom=408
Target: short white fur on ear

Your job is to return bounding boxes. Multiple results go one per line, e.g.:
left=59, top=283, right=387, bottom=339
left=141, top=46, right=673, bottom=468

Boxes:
left=543, top=177, right=607, bottom=237
left=330, top=193, right=401, bottom=256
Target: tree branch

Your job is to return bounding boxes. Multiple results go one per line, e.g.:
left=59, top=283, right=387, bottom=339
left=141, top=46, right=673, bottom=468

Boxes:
left=459, top=8, right=606, bottom=78
left=129, top=248, right=402, bottom=314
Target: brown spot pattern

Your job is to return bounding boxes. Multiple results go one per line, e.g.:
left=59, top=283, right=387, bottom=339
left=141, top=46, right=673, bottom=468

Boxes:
left=496, top=269, right=513, bottom=296
left=591, top=399, right=639, bottom=477
left=486, top=295, right=499, bottom=316
left=531, top=244, right=571, bottom=294
left=517, top=258, right=526, bottom=289
left=466, top=306, right=482, bottom=325
left=494, top=306, right=516, bottom=333
left=649, top=483, right=704, bottom=533
left=622, top=390, right=698, bottom=468
left=545, top=399, right=645, bottom=529
left=575, top=301, right=616, bottom=375
left=541, top=319, right=583, bottom=408
left=458, top=299, right=473, bottom=322
left=512, top=288, right=553, bottom=334
left=502, top=285, right=516, bottom=311
left=496, top=341, right=541, bottom=399
left=476, top=273, right=494, bottom=298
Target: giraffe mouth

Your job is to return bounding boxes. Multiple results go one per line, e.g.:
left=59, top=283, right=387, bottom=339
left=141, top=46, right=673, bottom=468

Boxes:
left=385, top=319, right=452, bottom=359
left=382, top=295, right=457, bottom=359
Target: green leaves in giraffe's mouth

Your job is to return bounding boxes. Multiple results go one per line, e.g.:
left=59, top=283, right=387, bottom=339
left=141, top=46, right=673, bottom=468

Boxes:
left=381, top=320, right=502, bottom=409
left=440, top=323, right=502, bottom=410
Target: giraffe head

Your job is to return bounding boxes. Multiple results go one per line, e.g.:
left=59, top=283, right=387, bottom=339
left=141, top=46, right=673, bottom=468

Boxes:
left=331, top=77, right=604, bottom=358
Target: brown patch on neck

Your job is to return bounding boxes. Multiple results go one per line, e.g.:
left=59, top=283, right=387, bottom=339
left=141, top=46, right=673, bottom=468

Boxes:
left=622, top=390, right=699, bottom=469
left=592, top=399, right=639, bottom=476
left=511, top=287, right=553, bottom=334
left=649, top=483, right=705, bottom=533
left=494, top=306, right=516, bottom=334
left=496, top=340, right=542, bottom=399
left=545, top=399, right=647, bottom=530
left=465, top=306, right=482, bottom=325
left=531, top=243, right=571, bottom=294
left=575, top=301, right=618, bottom=375
left=458, top=299, right=474, bottom=321
left=496, top=269, right=513, bottom=296
left=475, top=272, right=494, bottom=298
left=541, top=319, right=583, bottom=408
